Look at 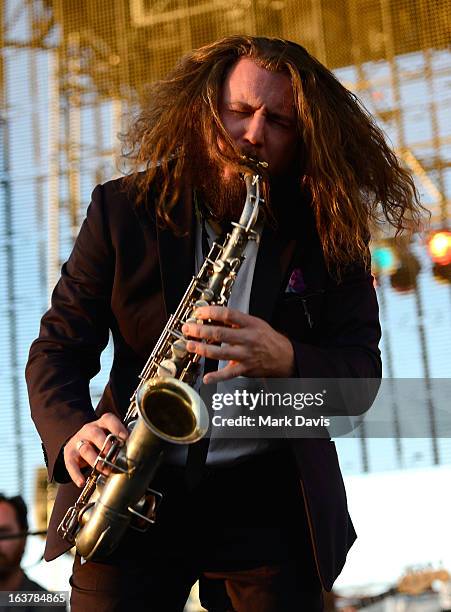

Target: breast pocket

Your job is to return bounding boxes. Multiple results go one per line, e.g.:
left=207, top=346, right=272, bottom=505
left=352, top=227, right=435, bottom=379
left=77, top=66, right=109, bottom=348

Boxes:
left=273, top=289, right=325, bottom=343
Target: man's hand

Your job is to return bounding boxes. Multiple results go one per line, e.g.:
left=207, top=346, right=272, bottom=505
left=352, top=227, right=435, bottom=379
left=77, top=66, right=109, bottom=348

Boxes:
left=63, top=413, right=129, bottom=488
left=182, top=306, right=296, bottom=384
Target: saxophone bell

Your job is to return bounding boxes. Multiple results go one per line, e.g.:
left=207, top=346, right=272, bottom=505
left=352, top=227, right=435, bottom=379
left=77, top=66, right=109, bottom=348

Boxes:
left=136, top=377, right=209, bottom=444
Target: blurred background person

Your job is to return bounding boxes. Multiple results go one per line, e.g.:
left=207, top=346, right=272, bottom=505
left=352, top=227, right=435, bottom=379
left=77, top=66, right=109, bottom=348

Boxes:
left=0, top=493, right=51, bottom=607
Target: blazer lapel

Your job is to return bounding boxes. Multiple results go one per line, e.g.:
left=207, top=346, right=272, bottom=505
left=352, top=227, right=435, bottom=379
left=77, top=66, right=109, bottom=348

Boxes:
left=295, top=213, right=328, bottom=292
left=249, top=226, right=297, bottom=322
left=156, top=184, right=195, bottom=319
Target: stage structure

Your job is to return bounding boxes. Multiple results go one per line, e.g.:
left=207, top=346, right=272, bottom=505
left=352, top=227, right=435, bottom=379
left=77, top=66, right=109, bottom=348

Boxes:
left=0, top=0, right=450, bottom=503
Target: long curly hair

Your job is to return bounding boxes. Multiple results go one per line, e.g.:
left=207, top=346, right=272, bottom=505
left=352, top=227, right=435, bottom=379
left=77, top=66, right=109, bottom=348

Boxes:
left=121, top=35, right=427, bottom=275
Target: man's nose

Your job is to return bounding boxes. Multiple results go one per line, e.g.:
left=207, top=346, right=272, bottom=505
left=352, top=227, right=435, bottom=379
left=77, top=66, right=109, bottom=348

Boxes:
left=243, top=114, right=265, bottom=147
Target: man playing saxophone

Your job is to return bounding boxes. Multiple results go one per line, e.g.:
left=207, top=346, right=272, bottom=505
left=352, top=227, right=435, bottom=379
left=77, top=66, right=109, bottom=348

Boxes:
left=26, top=36, right=423, bottom=611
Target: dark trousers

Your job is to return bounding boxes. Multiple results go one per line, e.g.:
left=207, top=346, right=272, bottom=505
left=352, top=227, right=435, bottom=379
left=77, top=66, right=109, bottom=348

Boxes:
left=70, top=448, right=323, bottom=611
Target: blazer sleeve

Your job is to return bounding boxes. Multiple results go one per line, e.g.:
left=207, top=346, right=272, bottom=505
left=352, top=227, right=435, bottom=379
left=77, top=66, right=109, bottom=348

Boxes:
left=25, top=184, right=113, bottom=483
left=291, top=263, right=382, bottom=380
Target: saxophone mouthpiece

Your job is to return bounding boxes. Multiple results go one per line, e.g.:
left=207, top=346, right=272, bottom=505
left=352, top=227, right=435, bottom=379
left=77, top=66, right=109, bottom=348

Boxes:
left=239, top=157, right=269, bottom=187
left=239, top=155, right=269, bottom=171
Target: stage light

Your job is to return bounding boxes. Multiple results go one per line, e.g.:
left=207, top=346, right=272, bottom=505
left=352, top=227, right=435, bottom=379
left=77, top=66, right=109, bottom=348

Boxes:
left=371, top=244, right=398, bottom=276
left=371, top=239, right=421, bottom=293
left=428, top=230, right=451, bottom=266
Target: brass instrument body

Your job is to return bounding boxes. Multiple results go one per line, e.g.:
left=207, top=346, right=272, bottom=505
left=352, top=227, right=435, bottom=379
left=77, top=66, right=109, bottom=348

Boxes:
left=58, top=169, right=266, bottom=560
left=75, top=378, right=206, bottom=559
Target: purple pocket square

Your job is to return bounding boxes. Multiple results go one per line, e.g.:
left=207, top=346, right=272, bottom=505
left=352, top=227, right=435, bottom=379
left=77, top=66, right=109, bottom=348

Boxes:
left=286, top=267, right=306, bottom=293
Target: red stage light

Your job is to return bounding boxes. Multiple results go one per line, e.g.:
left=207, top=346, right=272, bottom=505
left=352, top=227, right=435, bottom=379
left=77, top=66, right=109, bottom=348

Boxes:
left=428, top=231, right=451, bottom=266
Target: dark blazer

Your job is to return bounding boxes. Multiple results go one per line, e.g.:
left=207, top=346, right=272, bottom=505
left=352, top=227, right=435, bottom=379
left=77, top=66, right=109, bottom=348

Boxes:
left=25, top=177, right=382, bottom=591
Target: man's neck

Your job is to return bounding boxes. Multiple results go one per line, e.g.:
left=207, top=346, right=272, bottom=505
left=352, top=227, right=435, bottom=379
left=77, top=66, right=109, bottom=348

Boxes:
left=0, top=567, right=24, bottom=591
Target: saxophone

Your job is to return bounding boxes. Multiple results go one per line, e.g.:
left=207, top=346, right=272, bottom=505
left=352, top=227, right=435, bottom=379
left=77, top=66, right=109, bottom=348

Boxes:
left=58, top=165, right=266, bottom=560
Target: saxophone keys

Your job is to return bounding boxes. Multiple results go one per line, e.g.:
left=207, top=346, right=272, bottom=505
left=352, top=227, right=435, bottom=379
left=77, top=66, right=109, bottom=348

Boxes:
left=222, top=276, right=234, bottom=292
left=229, top=257, right=241, bottom=271
left=157, top=359, right=177, bottom=377
left=185, top=317, right=199, bottom=326
left=189, top=301, right=208, bottom=325
left=194, top=299, right=210, bottom=308
left=199, top=289, right=214, bottom=301
left=172, top=339, right=188, bottom=358
left=213, top=260, right=226, bottom=274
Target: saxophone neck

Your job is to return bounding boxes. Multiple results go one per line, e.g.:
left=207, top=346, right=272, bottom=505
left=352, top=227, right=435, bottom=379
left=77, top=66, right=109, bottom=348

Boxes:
left=239, top=171, right=266, bottom=233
